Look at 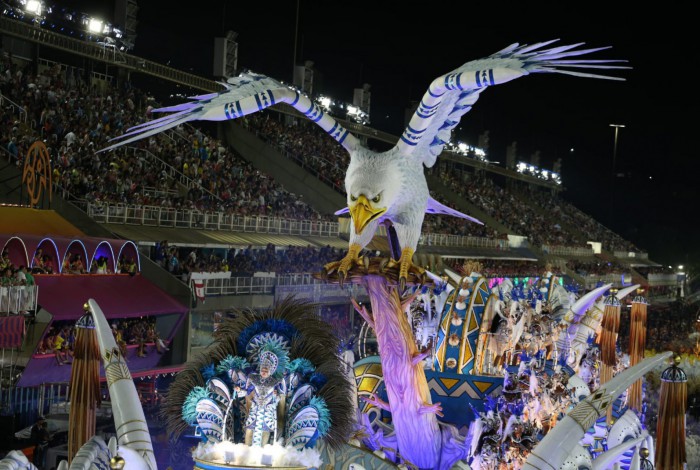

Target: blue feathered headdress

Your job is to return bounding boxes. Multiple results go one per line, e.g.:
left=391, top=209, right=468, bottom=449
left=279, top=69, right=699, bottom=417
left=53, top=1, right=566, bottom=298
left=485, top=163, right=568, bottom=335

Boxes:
left=182, top=386, right=210, bottom=424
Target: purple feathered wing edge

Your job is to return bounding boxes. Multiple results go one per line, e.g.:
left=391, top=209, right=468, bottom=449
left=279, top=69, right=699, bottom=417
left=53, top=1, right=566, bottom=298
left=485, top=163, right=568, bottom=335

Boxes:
left=334, top=197, right=483, bottom=225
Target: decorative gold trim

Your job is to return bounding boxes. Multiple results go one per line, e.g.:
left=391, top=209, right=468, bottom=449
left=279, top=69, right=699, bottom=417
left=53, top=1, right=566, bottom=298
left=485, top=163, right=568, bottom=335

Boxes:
left=115, top=419, right=148, bottom=432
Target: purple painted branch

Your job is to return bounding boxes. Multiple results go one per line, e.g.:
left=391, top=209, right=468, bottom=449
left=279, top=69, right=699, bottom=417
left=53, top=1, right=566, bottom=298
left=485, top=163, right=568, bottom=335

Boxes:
left=412, top=351, right=430, bottom=366
left=364, top=275, right=442, bottom=469
left=360, top=392, right=391, bottom=412
left=352, top=298, right=375, bottom=330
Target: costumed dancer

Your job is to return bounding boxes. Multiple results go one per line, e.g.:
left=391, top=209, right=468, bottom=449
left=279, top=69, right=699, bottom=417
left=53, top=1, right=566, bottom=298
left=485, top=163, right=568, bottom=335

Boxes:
left=235, top=348, right=288, bottom=446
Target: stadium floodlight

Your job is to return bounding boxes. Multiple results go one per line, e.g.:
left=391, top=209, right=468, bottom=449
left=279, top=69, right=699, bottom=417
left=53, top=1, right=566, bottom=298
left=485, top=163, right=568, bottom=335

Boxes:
left=528, top=165, right=536, bottom=173
left=25, top=0, right=42, bottom=15
left=541, top=170, right=549, bottom=179
left=102, top=23, right=111, bottom=34
left=88, top=18, right=103, bottom=33
left=516, top=162, right=527, bottom=173
left=318, top=96, right=331, bottom=109
left=347, top=105, right=359, bottom=116
left=113, top=27, right=122, bottom=38
left=458, top=143, right=468, bottom=152
left=679, top=265, right=684, bottom=270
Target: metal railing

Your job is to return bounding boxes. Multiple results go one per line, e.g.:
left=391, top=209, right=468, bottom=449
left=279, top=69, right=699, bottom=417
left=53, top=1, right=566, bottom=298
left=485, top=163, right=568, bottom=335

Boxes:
left=86, top=202, right=341, bottom=237
left=0, top=92, right=27, bottom=123
left=419, top=232, right=508, bottom=250
left=0, top=382, right=69, bottom=428
left=203, top=276, right=277, bottom=296
left=647, top=273, right=678, bottom=286
left=0, top=285, right=38, bottom=315
left=201, top=273, right=319, bottom=296
left=582, top=273, right=631, bottom=288
left=541, top=245, right=594, bottom=257
left=614, top=250, right=650, bottom=260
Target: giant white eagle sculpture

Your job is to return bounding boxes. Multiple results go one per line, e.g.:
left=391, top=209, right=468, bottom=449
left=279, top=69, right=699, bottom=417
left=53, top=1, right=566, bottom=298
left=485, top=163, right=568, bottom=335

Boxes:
left=102, top=39, right=626, bottom=288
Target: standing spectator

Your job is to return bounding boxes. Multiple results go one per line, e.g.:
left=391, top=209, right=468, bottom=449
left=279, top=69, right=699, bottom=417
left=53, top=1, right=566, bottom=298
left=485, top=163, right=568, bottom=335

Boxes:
left=30, top=416, right=50, bottom=469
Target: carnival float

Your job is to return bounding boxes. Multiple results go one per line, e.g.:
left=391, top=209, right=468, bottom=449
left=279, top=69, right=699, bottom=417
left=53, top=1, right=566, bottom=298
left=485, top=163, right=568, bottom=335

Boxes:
left=0, top=39, right=688, bottom=469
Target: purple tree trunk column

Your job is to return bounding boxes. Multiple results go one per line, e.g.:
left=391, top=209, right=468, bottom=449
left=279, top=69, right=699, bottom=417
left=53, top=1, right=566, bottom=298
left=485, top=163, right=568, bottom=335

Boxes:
left=365, top=276, right=441, bottom=468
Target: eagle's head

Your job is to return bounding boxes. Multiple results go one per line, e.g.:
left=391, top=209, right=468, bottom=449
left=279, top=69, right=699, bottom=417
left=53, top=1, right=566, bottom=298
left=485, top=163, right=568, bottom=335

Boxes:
left=345, top=151, right=402, bottom=235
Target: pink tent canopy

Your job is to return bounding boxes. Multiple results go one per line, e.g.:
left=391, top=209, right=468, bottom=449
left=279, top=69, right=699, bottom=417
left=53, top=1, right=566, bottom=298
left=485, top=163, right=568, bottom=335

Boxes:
left=34, top=274, right=189, bottom=320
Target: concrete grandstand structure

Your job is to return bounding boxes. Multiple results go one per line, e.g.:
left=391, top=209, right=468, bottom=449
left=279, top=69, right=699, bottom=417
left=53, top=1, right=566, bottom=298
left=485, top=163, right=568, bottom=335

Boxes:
left=0, top=10, right=684, bottom=470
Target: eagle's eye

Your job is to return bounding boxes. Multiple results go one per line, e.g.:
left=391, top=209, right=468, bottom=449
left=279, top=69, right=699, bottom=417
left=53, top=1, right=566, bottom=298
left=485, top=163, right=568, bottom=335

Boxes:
left=372, top=195, right=381, bottom=203
left=350, top=195, right=357, bottom=202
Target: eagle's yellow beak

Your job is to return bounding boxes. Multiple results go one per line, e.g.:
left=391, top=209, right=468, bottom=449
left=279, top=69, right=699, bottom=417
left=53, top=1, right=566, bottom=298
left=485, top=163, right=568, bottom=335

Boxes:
left=350, top=195, right=386, bottom=234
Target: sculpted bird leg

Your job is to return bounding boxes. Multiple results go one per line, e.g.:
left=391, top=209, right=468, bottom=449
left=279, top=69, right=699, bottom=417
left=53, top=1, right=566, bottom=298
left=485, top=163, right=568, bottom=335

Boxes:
left=398, top=247, right=424, bottom=292
left=324, top=243, right=363, bottom=285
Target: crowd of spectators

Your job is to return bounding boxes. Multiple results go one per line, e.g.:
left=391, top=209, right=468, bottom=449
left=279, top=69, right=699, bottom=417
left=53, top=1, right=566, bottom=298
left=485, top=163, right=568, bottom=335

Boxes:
left=319, top=304, right=354, bottom=343
left=434, top=169, right=586, bottom=247
left=1, top=55, right=331, bottom=223
left=29, top=247, right=137, bottom=275
left=0, top=254, right=35, bottom=314
left=2, top=53, right=648, bottom=255
left=635, top=266, right=675, bottom=276
left=444, top=258, right=551, bottom=278
left=150, top=240, right=358, bottom=280
left=36, top=323, right=74, bottom=364
left=565, top=257, right=628, bottom=276
left=37, top=316, right=168, bottom=363
left=525, top=188, right=640, bottom=253
left=618, top=300, right=697, bottom=354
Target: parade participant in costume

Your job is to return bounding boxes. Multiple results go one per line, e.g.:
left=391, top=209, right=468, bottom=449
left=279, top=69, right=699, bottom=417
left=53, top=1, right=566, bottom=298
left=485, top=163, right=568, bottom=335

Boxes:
left=235, top=347, right=288, bottom=446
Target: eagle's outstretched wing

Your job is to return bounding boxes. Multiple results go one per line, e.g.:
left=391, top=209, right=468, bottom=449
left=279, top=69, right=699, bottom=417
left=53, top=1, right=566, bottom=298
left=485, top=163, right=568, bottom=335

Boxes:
left=100, top=72, right=359, bottom=153
left=397, top=39, right=629, bottom=167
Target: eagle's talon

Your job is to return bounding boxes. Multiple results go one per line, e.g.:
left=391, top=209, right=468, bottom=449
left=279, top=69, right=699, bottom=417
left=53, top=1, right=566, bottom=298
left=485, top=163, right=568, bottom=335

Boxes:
left=378, top=258, right=389, bottom=271
left=399, top=276, right=407, bottom=292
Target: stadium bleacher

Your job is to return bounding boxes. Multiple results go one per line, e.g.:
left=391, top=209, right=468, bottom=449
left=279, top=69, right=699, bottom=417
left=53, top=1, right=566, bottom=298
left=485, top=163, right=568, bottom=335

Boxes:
left=0, top=9, right=684, bottom=465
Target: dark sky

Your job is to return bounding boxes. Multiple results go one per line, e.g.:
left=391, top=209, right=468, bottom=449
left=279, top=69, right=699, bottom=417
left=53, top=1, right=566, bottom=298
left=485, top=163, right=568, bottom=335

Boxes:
left=64, top=1, right=696, bottom=266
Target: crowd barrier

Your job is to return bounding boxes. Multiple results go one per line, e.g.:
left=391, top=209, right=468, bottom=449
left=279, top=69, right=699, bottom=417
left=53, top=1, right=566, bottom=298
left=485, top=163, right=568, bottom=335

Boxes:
left=0, top=285, right=38, bottom=315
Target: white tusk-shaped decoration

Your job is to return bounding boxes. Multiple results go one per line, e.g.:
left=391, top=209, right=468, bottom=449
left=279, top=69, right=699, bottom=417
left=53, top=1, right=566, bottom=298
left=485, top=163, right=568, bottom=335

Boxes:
left=570, top=283, right=612, bottom=321
left=616, top=284, right=640, bottom=302
left=88, top=299, right=156, bottom=470
left=523, top=351, right=672, bottom=470
left=592, top=432, right=647, bottom=470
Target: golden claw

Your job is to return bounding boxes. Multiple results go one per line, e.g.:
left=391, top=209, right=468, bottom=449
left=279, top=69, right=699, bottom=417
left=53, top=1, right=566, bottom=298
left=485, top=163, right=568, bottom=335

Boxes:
left=397, top=247, right=424, bottom=291
left=323, top=243, right=363, bottom=282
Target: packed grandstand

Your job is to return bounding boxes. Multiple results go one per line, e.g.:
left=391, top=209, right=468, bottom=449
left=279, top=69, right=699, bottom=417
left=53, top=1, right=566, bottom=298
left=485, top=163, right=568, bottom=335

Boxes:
left=0, top=8, right=689, bottom=469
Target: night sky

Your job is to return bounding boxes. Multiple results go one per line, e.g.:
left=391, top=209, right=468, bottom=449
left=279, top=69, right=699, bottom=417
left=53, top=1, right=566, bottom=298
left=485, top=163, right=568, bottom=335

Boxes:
left=62, top=1, right=696, bottom=266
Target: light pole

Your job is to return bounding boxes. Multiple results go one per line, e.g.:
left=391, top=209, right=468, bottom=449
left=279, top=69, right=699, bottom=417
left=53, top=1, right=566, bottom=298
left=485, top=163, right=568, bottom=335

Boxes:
left=609, top=124, right=625, bottom=224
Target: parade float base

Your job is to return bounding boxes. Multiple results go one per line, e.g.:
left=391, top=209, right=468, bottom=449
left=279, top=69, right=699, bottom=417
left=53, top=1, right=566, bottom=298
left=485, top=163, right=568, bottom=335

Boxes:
left=194, top=459, right=309, bottom=470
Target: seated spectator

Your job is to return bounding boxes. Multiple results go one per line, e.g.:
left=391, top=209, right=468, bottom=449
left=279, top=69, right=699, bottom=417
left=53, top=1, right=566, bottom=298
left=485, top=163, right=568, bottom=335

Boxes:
left=42, top=255, right=55, bottom=274
left=95, top=256, right=110, bottom=274
left=38, top=328, right=56, bottom=355
left=111, top=323, right=128, bottom=358
left=61, top=255, right=71, bottom=273
left=70, top=254, right=86, bottom=274
left=32, top=249, right=46, bottom=274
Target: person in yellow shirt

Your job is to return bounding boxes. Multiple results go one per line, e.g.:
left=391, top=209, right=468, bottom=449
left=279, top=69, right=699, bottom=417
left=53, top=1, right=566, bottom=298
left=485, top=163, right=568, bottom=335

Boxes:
left=54, top=329, right=68, bottom=365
